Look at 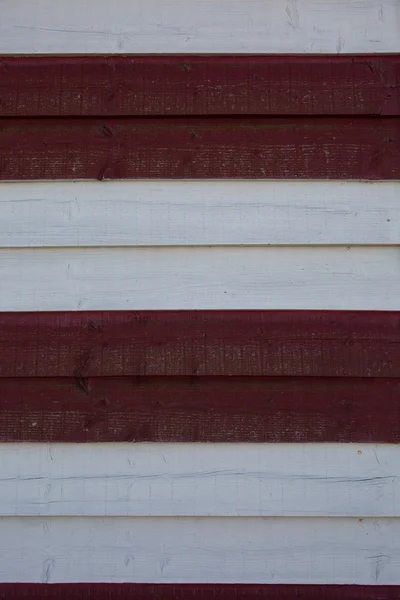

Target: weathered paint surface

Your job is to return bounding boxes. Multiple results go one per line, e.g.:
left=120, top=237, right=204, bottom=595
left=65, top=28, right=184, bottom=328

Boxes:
left=1, top=118, right=399, bottom=180
left=1, top=56, right=399, bottom=117
left=0, top=311, right=398, bottom=378
left=1, top=0, right=399, bottom=54
left=0, top=246, right=399, bottom=311
left=1, top=377, right=399, bottom=443
left=1, top=0, right=399, bottom=591
left=0, top=517, right=399, bottom=583
left=0, top=443, right=399, bottom=516
left=2, top=181, right=399, bottom=247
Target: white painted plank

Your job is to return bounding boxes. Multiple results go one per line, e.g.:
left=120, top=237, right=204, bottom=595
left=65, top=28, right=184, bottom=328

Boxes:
left=1, top=0, right=399, bottom=54
left=1, top=181, right=399, bottom=248
left=0, top=246, right=399, bottom=311
left=0, top=516, right=399, bottom=584
left=0, top=443, right=399, bottom=517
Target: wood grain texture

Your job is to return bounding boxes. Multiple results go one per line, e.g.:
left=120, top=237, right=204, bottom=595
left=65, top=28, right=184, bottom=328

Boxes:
left=2, top=181, right=399, bottom=247
left=1, top=0, right=399, bottom=54
left=1, top=56, right=399, bottom=117
left=2, top=377, right=399, bottom=443
left=0, top=311, right=398, bottom=378
left=1, top=118, right=399, bottom=181
left=1, top=585, right=400, bottom=600
left=0, top=246, right=399, bottom=311
left=1, top=443, right=399, bottom=517
left=0, top=517, right=399, bottom=583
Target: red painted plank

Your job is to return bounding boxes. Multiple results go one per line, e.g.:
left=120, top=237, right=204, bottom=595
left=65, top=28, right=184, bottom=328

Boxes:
left=0, top=585, right=399, bottom=600
left=1, top=376, right=399, bottom=443
left=1, top=56, right=399, bottom=117
left=0, top=311, right=398, bottom=378
left=0, top=117, right=399, bottom=180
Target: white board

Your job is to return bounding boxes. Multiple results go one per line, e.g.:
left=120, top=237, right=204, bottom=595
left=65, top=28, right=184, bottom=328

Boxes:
left=1, top=246, right=399, bottom=311
left=2, top=181, right=398, bottom=248
left=0, top=516, right=399, bottom=584
left=0, top=443, right=399, bottom=517
left=1, top=0, right=398, bottom=54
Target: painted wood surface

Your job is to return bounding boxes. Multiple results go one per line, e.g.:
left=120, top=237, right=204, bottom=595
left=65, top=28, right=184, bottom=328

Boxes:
left=1, top=585, right=400, bottom=600
left=2, top=56, right=399, bottom=117
left=0, top=517, right=399, bottom=583
left=1, top=311, right=397, bottom=378
left=2, top=377, right=399, bottom=443
left=0, top=246, right=399, bottom=311
left=0, top=443, right=399, bottom=517
left=1, top=0, right=399, bottom=54
left=1, top=118, right=399, bottom=181
left=2, top=181, right=399, bottom=247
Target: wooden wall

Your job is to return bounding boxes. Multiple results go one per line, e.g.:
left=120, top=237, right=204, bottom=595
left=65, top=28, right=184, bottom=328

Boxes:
left=0, top=0, right=399, bottom=595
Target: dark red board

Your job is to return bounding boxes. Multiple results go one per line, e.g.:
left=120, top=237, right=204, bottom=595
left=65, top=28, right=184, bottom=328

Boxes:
left=1, top=55, right=399, bottom=117
left=0, top=585, right=399, bottom=600
left=0, top=117, right=399, bottom=180
left=1, top=376, right=399, bottom=443
left=0, top=311, right=398, bottom=378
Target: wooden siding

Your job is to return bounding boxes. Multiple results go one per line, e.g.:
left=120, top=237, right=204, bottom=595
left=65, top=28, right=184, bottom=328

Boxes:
left=1, top=118, right=399, bottom=181
left=1, top=443, right=399, bottom=517
left=1, top=3, right=399, bottom=591
left=1, top=584, right=400, bottom=600
left=1, top=56, right=399, bottom=118
left=0, top=246, right=399, bottom=311
left=1, top=377, right=399, bottom=443
left=1, top=311, right=397, bottom=378
left=0, top=517, right=399, bottom=583
left=1, top=0, right=399, bottom=54
left=2, top=181, right=399, bottom=247
left=0, top=312, right=398, bottom=442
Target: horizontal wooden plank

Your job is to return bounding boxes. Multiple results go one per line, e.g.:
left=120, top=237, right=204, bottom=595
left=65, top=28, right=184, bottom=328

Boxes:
left=1, top=443, right=399, bottom=517
left=0, top=246, right=399, bottom=311
left=2, top=586, right=400, bottom=600
left=1, top=0, right=399, bottom=54
left=0, top=311, right=398, bottom=378
left=1, top=56, right=399, bottom=117
left=2, top=377, right=399, bottom=443
left=1, top=118, right=399, bottom=181
left=0, top=517, right=399, bottom=583
left=2, top=181, right=399, bottom=247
